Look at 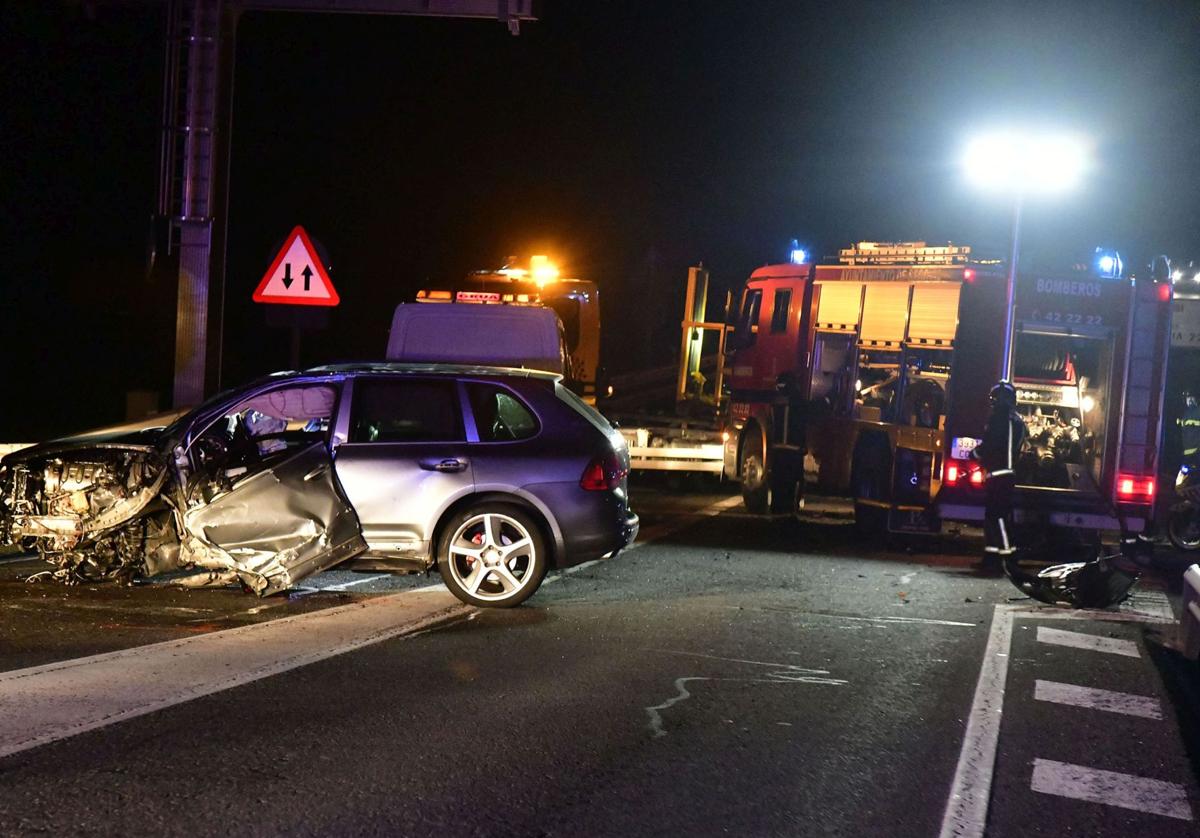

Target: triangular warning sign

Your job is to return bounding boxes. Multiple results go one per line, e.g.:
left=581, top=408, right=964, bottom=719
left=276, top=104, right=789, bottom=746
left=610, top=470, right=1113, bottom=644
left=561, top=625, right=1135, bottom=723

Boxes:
left=252, top=226, right=340, bottom=307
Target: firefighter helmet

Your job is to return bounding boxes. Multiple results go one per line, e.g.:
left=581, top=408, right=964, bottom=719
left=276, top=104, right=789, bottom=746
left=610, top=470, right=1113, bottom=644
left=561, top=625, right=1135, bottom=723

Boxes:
left=989, top=380, right=1017, bottom=407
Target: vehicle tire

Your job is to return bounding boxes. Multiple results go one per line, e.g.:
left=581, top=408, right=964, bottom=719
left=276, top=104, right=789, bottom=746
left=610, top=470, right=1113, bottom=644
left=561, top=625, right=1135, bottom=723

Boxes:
left=770, top=475, right=804, bottom=516
left=438, top=503, right=548, bottom=607
left=1167, top=505, right=1200, bottom=552
left=739, top=427, right=769, bottom=514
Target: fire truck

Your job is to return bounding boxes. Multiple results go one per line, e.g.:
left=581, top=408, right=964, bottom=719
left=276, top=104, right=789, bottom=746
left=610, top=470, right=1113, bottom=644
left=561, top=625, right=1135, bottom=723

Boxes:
left=723, top=242, right=1174, bottom=543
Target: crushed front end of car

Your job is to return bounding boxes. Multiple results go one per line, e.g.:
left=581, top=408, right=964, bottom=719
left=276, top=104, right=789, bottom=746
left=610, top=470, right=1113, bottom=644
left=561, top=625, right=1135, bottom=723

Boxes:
left=0, top=443, right=176, bottom=585
left=0, top=380, right=366, bottom=596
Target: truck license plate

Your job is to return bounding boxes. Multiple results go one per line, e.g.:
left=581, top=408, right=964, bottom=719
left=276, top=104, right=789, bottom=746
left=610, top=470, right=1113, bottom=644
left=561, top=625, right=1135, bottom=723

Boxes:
left=951, top=436, right=981, bottom=460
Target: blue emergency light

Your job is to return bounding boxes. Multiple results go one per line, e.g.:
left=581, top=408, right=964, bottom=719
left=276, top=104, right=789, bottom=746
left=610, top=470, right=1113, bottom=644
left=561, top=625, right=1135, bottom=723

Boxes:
left=1094, top=247, right=1123, bottom=279
left=789, top=239, right=808, bottom=264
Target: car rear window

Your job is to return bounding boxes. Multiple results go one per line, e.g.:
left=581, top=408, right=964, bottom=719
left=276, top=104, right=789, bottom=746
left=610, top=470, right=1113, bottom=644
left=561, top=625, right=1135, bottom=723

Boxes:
left=554, top=384, right=616, bottom=436
left=349, top=378, right=464, bottom=443
left=467, top=383, right=539, bottom=442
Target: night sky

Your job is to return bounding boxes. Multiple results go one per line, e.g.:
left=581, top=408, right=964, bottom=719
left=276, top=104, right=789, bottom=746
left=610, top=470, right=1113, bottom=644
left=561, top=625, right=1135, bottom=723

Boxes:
left=4, top=0, right=1200, bottom=439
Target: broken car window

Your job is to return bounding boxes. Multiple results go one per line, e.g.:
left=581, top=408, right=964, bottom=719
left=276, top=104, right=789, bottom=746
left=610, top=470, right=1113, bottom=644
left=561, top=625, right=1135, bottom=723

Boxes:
left=187, top=384, right=338, bottom=497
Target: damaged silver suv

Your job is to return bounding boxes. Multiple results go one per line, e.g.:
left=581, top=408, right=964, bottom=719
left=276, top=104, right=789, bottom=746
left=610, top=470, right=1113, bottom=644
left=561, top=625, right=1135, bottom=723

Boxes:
left=0, top=364, right=638, bottom=607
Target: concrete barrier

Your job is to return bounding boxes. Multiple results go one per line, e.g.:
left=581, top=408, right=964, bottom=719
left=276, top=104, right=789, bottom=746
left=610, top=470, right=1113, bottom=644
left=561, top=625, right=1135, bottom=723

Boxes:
left=1181, top=564, right=1200, bottom=661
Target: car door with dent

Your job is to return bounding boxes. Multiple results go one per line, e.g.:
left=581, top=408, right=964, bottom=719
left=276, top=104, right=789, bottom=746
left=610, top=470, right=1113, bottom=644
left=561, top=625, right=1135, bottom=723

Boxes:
left=181, top=381, right=366, bottom=595
left=331, top=376, right=475, bottom=561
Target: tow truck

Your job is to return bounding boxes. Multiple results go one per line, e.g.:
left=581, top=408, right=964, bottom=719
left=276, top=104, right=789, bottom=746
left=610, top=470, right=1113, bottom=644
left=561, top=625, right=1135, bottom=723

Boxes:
left=406, top=257, right=728, bottom=475
left=722, top=241, right=1173, bottom=545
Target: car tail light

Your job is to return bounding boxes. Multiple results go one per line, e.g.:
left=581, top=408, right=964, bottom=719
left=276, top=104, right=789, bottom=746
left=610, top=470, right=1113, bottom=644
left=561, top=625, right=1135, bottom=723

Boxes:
left=580, top=452, right=628, bottom=491
left=1116, top=474, right=1155, bottom=503
left=944, top=458, right=984, bottom=487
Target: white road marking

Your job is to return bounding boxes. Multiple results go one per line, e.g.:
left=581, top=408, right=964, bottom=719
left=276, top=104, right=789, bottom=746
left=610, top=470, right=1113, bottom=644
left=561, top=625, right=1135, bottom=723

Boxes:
left=816, top=612, right=976, bottom=628
left=941, top=604, right=1181, bottom=838
left=1034, top=679, right=1163, bottom=720
left=1015, top=605, right=1175, bottom=625
left=653, top=649, right=838, bottom=676
left=1031, top=758, right=1193, bottom=821
left=0, top=589, right=470, bottom=760
left=939, top=604, right=1017, bottom=838
left=1121, top=589, right=1175, bottom=621
left=1037, top=626, right=1140, bottom=658
left=313, top=573, right=392, bottom=591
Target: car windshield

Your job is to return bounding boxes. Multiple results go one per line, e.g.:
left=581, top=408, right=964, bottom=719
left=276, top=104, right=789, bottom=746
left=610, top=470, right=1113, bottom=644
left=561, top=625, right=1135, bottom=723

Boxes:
left=161, top=373, right=309, bottom=441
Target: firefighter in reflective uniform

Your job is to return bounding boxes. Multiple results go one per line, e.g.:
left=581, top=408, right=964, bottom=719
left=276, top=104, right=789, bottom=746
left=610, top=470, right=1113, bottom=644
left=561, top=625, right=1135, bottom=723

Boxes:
left=1180, top=391, right=1200, bottom=464
left=973, top=381, right=1026, bottom=571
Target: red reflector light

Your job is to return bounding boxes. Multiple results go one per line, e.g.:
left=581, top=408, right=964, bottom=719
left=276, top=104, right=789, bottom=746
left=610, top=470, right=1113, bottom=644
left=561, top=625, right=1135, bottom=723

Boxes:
left=1116, top=474, right=1155, bottom=502
left=580, top=453, right=628, bottom=492
left=963, top=269, right=976, bottom=283
left=1158, top=282, right=1172, bottom=302
left=580, top=461, right=608, bottom=491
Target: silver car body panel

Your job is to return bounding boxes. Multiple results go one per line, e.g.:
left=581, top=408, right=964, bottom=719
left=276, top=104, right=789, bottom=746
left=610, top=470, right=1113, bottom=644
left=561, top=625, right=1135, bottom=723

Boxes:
left=334, top=441, right=474, bottom=559
left=180, top=437, right=365, bottom=596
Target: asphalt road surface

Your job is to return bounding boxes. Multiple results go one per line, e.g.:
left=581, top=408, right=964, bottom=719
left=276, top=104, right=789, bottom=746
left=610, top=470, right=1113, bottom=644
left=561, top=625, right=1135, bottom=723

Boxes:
left=0, top=481, right=1197, bottom=837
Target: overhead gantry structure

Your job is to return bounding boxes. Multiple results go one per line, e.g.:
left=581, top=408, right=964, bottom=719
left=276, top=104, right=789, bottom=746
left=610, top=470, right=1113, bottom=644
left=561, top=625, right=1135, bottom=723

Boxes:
left=156, top=0, right=537, bottom=407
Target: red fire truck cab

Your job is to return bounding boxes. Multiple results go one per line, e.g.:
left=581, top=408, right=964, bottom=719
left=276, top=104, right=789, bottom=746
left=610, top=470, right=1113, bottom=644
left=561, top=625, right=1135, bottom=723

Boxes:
left=723, top=242, right=1173, bottom=542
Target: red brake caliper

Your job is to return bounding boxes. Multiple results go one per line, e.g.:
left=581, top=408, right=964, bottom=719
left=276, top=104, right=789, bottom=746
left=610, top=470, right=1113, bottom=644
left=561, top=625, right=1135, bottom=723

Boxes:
left=466, top=531, right=484, bottom=565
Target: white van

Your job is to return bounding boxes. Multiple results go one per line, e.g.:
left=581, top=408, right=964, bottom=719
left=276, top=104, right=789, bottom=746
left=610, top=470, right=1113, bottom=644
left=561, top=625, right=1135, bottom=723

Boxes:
left=386, top=303, right=568, bottom=375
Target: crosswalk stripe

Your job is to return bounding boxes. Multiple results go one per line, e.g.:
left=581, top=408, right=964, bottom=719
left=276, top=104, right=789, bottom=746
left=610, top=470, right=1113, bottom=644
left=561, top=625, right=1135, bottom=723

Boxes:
left=1120, top=589, right=1175, bottom=621
left=1031, top=758, right=1193, bottom=821
left=1034, top=679, right=1162, bottom=720
left=1036, top=626, right=1140, bottom=657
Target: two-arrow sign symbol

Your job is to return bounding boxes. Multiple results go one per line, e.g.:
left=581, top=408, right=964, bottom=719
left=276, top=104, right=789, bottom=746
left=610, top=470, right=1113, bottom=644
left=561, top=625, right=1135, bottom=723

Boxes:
left=281, top=263, right=313, bottom=292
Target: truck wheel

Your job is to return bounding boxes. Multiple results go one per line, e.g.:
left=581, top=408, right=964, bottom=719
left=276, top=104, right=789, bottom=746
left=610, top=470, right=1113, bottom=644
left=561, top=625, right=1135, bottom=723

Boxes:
left=739, top=427, right=769, bottom=514
left=770, top=474, right=804, bottom=516
left=1168, top=505, right=1200, bottom=551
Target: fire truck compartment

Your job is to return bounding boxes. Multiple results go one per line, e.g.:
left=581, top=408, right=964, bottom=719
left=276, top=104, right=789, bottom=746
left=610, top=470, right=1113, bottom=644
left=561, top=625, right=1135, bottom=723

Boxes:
left=1010, top=325, right=1114, bottom=494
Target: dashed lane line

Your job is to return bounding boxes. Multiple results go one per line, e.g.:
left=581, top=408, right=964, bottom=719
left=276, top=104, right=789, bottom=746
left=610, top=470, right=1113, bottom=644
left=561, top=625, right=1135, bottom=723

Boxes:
left=1033, top=679, right=1163, bottom=720
left=1036, top=625, right=1141, bottom=657
left=1031, top=758, right=1193, bottom=821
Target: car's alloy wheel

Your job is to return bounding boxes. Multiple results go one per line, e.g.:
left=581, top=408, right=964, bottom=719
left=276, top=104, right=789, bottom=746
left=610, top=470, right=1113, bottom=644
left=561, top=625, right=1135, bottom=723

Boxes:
left=438, top=504, right=547, bottom=607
